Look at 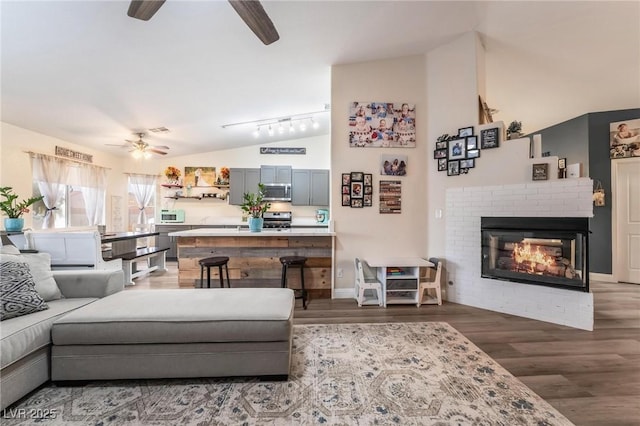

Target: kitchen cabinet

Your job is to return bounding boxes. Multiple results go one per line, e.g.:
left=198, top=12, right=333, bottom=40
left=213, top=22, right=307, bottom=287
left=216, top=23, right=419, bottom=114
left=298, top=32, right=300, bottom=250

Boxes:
left=291, top=169, right=329, bottom=206
left=229, top=168, right=260, bottom=205
left=155, top=225, right=192, bottom=260
left=260, top=165, right=292, bottom=184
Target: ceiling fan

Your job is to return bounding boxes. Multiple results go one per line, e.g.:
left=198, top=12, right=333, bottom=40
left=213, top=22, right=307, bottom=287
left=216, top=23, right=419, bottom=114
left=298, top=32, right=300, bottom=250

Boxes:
left=106, top=133, right=170, bottom=158
left=127, top=0, right=280, bottom=45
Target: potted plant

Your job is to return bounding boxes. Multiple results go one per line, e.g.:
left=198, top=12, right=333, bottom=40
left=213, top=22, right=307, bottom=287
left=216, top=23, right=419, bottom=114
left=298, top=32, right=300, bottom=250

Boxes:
left=507, top=121, right=523, bottom=139
left=0, top=187, right=44, bottom=232
left=240, top=183, right=271, bottom=232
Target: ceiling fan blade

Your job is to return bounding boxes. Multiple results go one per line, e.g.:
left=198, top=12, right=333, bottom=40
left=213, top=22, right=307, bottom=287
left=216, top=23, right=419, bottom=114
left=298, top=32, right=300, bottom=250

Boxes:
left=148, top=149, right=168, bottom=155
left=228, top=0, right=279, bottom=45
left=127, top=0, right=166, bottom=21
left=105, top=143, right=128, bottom=147
left=151, top=145, right=170, bottom=150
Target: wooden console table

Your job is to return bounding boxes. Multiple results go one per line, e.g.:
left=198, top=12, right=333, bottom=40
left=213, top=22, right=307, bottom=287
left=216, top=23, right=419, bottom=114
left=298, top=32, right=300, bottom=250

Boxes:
left=365, top=257, right=434, bottom=307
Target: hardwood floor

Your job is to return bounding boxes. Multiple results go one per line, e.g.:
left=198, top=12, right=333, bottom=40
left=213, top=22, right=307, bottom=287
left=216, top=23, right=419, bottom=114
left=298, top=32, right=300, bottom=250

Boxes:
left=131, top=262, right=640, bottom=426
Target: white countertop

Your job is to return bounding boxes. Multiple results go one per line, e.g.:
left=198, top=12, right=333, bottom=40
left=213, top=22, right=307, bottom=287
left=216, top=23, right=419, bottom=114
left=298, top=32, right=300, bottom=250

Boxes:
left=159, top=217, right=329, bottom=227
left=168, top=227, right=335, bottom=237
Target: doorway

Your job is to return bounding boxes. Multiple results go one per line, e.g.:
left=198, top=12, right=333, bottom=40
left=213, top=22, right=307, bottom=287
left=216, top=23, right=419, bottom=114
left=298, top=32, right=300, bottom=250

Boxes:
left=614, top=157, right=640, bottom=284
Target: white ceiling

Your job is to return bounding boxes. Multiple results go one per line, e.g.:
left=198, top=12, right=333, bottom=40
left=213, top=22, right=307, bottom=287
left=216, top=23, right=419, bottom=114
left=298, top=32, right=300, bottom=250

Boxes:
left=2, top=1, right=638, bottom=158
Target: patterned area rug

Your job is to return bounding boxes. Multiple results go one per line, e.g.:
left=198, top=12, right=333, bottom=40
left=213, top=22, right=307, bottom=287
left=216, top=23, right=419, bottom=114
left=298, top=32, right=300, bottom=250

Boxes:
left=4, top=322, right=573, bottom=425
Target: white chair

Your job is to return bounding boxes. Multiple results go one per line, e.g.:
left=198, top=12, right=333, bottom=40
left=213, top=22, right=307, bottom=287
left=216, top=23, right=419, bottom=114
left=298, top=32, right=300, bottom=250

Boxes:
left=417, top=257, right=442, bottom=307
left=354, top=258, right=384, bottom=307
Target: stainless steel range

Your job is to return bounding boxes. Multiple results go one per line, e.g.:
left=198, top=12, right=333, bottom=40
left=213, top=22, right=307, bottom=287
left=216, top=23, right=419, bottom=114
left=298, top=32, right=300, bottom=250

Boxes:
left=263, top=211, right=292, bottom=229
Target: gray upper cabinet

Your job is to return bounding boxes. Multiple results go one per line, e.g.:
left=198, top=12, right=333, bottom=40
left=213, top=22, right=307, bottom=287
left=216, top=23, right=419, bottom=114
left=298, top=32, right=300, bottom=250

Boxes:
left=260, top=165, right=292, bottom=184
left=229, top=168, right=261, bottom=205
left=292, top=169, right=329, bottom=206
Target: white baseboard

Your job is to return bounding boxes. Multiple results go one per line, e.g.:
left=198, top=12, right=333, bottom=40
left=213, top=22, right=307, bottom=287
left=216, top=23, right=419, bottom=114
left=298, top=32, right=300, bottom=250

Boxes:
left=590, top=272, right=616, bottom=283
left=333, top=288, right=355, bottom=299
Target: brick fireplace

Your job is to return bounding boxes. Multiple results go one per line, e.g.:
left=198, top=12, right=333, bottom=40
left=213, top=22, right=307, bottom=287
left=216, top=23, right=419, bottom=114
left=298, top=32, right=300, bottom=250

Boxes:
left=445, top=178, right=594, bottom=330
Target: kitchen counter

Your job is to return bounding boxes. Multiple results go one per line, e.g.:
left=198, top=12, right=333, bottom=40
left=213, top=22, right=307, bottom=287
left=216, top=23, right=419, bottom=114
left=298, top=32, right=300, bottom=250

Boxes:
left=170, top=228, right=335, bottom=297
left=168, top=227, right=335, bottom=237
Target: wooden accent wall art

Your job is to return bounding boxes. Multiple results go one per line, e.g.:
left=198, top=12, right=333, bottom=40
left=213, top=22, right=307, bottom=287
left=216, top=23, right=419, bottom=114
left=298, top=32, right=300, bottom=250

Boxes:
left=342, top=172, right=373, bottom=208
left=433, top=121, right=504, bottom=177
left=349, top=102, right=416, bottom=148
left=379, top=180, right=401, bottom=214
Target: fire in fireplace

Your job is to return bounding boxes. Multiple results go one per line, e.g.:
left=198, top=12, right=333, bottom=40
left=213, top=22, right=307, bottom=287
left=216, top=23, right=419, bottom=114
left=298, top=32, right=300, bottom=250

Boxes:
left=481, top=217, right=589, bottom=292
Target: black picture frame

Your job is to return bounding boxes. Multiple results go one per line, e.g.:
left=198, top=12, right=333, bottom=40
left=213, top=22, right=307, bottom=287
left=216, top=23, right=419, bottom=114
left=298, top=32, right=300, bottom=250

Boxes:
left=458, top=126, right=474, bottom=137
left=342, top=193, right=350, bottom=206
left=364, top=173, right=372, bottom=186
left=351, top=181, right=364, bottom=198
left=480, top=127, right=500, bottom=149
left=363, top=194, right=372, bottom=207
left=447, top=160, right=460, bottom=176
left=435, top=141, right=447, bottom=150
left=342, top=173, right=351, bottom=185
left=558, top=158, right=566, bottom=169
left=351, top=198, right=363, bottom=208
left=364, top=185, right=372, bottom=195
left=342, top=185, right=350, bottom=194
left=460, top=158, right=475, bottom=169
left=350, top=171, right=363, bottom=182
left=434, top=148, right=447, bottom=159
left=448, top=138, right=466, bottom=160
left=532, top=163, right=548, bottom=181
left=466, top=149, right=480, bottom=159
left=466, top=135, right=478, bottom=150
left=437, top=158, right=447, bottom=171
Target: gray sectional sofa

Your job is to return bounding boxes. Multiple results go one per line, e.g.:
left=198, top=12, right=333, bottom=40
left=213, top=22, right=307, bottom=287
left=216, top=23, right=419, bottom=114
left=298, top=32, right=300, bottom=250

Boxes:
left=0, top=269, right=124, bottom=409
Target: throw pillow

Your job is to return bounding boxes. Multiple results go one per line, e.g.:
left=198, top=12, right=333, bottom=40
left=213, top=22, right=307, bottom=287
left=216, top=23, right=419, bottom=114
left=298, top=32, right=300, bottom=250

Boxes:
left=0, top=260, right=49, bottom=320
left=0, top=253, right=62, bottom=301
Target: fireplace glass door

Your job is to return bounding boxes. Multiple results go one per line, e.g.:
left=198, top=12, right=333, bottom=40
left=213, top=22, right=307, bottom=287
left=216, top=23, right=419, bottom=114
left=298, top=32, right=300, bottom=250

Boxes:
left=481, top=217, right=589, bottom=292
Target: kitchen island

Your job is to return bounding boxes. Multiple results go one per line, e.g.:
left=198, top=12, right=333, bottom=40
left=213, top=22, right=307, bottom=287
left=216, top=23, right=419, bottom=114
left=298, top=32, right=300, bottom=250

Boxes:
left=168, top=228, right=336, bottom=298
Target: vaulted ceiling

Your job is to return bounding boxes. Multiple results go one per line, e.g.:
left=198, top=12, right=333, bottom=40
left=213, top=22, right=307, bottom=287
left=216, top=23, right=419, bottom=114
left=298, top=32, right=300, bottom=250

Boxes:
left=2, top=1, right=638, bottom=158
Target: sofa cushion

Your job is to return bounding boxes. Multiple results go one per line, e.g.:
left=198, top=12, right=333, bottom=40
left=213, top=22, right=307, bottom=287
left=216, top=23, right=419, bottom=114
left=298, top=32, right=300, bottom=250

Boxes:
left=0, top=260, right=49, bottom=321
left=0, top=298, right=98, bottom=369
left=0, top=253, right=62, bottom=301
left=52, top=288, right=294, bottom=346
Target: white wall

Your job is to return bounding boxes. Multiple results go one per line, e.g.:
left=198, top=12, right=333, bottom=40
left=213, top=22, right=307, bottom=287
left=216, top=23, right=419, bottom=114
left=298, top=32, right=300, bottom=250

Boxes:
left=331, top=55, right=427, bottom=293
left=0, top=122, right=127, bottom=231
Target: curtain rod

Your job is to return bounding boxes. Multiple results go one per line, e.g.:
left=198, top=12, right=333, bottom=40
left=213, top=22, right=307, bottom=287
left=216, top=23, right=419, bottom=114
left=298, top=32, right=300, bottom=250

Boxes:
left=24, top=151, right=111, bottom=170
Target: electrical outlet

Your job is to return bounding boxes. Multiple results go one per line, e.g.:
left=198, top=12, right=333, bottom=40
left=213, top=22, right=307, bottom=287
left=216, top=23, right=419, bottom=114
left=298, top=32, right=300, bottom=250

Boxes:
left=337, top=268, right=344, bottom=278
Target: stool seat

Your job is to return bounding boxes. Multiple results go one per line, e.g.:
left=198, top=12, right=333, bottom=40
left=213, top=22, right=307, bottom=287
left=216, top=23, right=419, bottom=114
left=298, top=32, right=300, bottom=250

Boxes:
left=280, top=256, right=307, bottom=266
left=279, top=256, right=308, bottom=309
left=199, top=256, right=229, bottom=267
left=199, top=256, right=230, bottom=288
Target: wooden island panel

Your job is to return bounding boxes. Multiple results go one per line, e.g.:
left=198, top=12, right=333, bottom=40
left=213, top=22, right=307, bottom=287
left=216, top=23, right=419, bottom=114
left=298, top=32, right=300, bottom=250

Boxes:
left=176, top=235, right=333, bottom=297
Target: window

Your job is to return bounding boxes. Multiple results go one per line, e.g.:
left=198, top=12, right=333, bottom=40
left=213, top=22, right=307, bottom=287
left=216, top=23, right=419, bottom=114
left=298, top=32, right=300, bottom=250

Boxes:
left=127, top=175, right=157, bottom=232
left=31, top=184, right=104, bottom=229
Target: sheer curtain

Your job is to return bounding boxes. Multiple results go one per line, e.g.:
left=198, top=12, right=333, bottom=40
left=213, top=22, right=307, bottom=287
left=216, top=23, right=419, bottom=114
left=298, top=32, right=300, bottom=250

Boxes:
left=76, top=163, right=107, bottom=226
left=31, top=154, right=70, bottom=229
left=128, top=174, right=157, bottom=225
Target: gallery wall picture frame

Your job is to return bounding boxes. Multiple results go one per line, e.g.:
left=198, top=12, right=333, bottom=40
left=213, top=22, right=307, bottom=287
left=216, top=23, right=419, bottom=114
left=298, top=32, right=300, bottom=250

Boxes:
left=435, top=141, right=448, bottom=150
left=342, top=171, right=372, bottom=207
left=363, top=194, right=372, bottom=207
left=342, top=194, right=351, bottom=206
left=460, top=159, right=475, bottom=169
left=364, top=173, right=372, bottom=186
left=342, top=173, right=351, bottom=185
left=466, top=149, right=480, bottom=159
left=184, top=166, right=216, bottom=187
left=447, top=160, right=460, bottom=176
left=434, top=149, right=447, bottom=159
left=437, top=158, right=447, bottom=171
left=532, top=163, right=549, bottom=181
left=348, top=102, right=416, bottom=148
left=380, top=154, right=407, bottom=176
left=448, top=138, right=466, bottom=160
left=351, top=182, right=364, bottom=198
left=478, top=120, right=504, bottom=150
left=458, top=126, right=474, bottom=137
left=466, top=135, right=478, bottom=150
left=350, top=171, right=364, bottom=181
left=379, top=180, right=401, bottom=214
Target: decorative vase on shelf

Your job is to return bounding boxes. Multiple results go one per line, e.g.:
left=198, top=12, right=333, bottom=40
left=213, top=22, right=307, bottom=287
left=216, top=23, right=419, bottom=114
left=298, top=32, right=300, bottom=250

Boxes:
left=248, top=217, right=263, bottom=232
left=4, top=217, right=24, bottom=232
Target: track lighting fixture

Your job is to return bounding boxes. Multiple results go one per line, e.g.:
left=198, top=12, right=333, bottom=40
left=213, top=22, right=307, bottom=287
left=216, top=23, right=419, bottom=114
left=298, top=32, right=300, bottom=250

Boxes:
left=220, top=107, right=329, bottom=138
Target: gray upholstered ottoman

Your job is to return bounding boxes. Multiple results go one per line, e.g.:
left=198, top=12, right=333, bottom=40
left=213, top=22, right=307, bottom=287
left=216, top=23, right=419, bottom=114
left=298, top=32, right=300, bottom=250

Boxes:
left=51, top=288, right=294, bottom=381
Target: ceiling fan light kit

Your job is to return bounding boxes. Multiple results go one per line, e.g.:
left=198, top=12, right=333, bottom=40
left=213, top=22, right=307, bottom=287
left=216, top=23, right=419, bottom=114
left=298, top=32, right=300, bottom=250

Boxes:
left=106, top=132, right=170, bottom=159
left=127, top=0, right=279, bottom=45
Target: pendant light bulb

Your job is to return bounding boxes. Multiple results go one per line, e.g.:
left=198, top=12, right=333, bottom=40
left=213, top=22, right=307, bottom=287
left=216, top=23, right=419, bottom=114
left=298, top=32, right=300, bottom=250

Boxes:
left=253, top=126, right=260, bottom=138
left=299, top=121, right=307, bottom=132
left=312, top=118, right=319, bottom=129
left=289, top=122, right=295, bottom=133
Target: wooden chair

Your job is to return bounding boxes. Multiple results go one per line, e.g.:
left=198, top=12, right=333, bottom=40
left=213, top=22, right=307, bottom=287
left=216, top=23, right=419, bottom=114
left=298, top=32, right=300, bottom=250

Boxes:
left=354, top=258, right=383, bottom=307
left=417, top=257, right=442, bottom=307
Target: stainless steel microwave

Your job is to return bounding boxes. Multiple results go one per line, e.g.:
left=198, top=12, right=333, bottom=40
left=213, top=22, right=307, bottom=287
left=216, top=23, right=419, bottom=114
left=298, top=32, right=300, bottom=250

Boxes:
left=262, top=183, right=292, bottom=202
left=160, top=209, right=185, bottom=223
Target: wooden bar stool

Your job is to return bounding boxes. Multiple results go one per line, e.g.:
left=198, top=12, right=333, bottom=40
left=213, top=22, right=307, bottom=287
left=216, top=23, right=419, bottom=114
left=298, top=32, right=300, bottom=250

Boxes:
left=280, top=256, right=307, bottom=309
left=199, top=256, right=230, bottom=288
